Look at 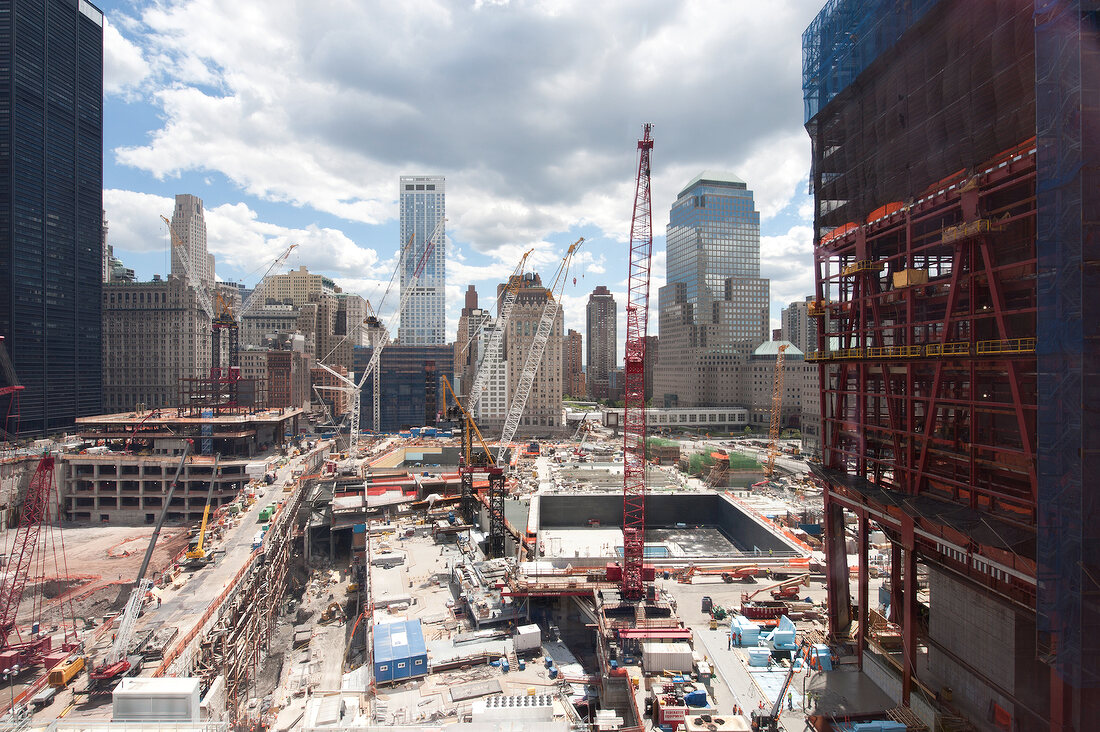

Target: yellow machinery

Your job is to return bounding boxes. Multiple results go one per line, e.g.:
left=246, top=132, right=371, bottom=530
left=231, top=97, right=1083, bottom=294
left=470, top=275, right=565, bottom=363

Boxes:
left=186, top=453, right=220, bottom=564
left=764, top=344, right=789, bottom=479
left=440, top=375, right=494, bottom=468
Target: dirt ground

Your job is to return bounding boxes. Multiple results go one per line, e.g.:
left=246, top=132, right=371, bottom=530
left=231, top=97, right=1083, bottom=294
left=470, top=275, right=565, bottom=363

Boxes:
left=8, top=524, right=191, bottom=628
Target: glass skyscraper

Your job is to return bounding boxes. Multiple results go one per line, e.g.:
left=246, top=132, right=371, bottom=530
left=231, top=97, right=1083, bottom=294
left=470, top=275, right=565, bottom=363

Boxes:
left=0, top=0, right=104, bottom=435
left=398, top=175, right=446, bottom=346
left=655, top=172, right=769, bottom=406
left=663, top=171, right=766, bottom=341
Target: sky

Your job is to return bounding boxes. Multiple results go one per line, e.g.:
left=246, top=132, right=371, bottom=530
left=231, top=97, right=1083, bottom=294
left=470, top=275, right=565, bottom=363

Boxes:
left=98, top=0, right=825, bottom=361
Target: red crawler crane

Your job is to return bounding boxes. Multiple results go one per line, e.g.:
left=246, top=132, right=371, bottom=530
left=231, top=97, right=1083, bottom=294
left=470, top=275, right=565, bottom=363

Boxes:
left=622, top=124, right=654, bottom=601
left=0, top=454, right=76, bottom=667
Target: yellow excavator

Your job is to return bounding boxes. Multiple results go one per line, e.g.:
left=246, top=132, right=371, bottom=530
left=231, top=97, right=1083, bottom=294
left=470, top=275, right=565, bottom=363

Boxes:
left=185, top=453, right=220, bottom=568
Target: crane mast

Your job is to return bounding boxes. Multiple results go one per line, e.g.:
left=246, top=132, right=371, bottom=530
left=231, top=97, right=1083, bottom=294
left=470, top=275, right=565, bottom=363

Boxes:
left=765, top=344, right=789, bottom=479
left=622, top=123, right=654, bottom=602
left=497, top=238, right=584, bottom=462
left=318, top=217, right=444, bottom=459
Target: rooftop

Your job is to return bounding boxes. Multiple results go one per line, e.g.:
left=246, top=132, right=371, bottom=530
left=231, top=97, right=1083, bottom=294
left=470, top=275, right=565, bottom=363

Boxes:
left=679, top=170, right=747, bottom=198
left=753, top=340, right=803, bottom=357
left=75, top=407, right=304, bottom=427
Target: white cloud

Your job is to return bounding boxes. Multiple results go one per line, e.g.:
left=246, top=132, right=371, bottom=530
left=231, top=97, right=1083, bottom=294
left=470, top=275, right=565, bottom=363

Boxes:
left=108, top=0, right=823, bottom=256
left=761, top=224, right=815, bottom=329
left=103, top=19, right=151, bottom=96
left=104, top=188, right=380, bottom=286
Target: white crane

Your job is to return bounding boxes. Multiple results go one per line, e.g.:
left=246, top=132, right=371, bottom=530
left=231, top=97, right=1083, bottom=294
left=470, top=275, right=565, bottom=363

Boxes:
left=467, top=249, right=533, bottom=416
left=497, top=238, right=584, bottom=461
left=318, top=217, right=445, bottom=458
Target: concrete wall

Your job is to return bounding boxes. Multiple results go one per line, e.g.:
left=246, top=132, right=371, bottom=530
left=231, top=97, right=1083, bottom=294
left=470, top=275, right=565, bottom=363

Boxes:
left=927, top=567, right=1035, bottom=732
left=537, top=493, right=793, bottom=554
left=863, top=652, right=937, bottom=730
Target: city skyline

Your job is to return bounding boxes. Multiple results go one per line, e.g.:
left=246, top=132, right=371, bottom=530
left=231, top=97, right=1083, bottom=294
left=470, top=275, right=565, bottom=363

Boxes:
left=93, top=0, right=823, bottom=352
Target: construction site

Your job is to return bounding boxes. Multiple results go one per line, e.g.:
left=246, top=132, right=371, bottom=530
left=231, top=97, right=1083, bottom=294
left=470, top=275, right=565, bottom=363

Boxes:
left=0, top=2, right=1092, bottom=730
left=0, top=110, right=937, bottom=732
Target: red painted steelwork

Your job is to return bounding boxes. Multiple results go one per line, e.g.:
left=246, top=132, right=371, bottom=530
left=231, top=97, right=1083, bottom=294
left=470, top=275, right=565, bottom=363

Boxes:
left=622, top=124, right=654, bottom=602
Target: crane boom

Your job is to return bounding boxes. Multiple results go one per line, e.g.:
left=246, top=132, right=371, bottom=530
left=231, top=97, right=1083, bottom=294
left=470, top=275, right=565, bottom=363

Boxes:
left=622, top=123, right=655, bottom=601
left=238, top=244, right=298, bottom=320
left=765, top=344, right=789, bottom=478
left=0, top=454, right=54, bottom=647
left=161, top=214, right=215, bottom=321
left=94, top=441, right=192, bottom=680
left=318, top=217, right=443, bottom=459
left=497, top=239, right=583, bottom=461
left=187, top=453, right=220, bottom=560
left=357, top=216, right=445, bottom=389
left=467, top=249, right=533, bottom=414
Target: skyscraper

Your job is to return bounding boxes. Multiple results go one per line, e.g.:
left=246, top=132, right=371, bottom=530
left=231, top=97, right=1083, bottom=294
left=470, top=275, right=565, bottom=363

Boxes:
left=170, top=194, right=215, bottom=288
left=398, top=175, right=446, bottom=346
left=0, top=0, right=104, bottom=435
left=563, top=329, right=584, bottom=398
left=781, top=297, right=814, bottom=355
left=585, top=286, right=616, bottom=400
left=503, top=273, right=563, bottom=434
left=654, top=172, right=769, bottom=406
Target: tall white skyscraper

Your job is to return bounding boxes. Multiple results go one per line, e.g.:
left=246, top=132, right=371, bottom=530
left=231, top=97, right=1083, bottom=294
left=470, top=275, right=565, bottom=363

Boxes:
left=398, top=175, right=446, bottom=345
left=170, top=194, right=215, bottom=288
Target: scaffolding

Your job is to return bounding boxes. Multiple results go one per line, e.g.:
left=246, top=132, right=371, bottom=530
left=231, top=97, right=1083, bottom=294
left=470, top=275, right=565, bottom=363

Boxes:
left=804, top=0, right=1036, bottom=233
left=800, top=0, right=1100, bottom=722
left=1034, top=0, right=1100, bottom=701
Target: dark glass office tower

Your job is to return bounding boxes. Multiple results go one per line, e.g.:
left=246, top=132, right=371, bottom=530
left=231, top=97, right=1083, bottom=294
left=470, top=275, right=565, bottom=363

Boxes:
left=0, top=0, right=104, bottom=435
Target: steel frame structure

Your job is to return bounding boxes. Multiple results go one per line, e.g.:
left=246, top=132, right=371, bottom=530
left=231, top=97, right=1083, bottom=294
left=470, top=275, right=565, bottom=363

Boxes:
left=813, top=140, right=1039, bottom=707
left=622, top=123, right=654, bottom=601
left=486, top=470, right=507, bottom=558
left=186, top=475, right=305, bottom=723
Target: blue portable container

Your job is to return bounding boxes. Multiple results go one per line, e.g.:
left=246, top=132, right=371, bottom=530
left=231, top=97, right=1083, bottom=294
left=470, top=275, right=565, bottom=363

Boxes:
left=373, top=619, right=429, bottom=683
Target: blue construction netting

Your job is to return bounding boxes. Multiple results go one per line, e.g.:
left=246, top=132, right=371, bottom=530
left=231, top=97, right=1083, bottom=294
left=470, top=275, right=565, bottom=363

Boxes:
left=1035, top=0, right=1100, bottom=692
left=802, top=0, right=941, bottom=123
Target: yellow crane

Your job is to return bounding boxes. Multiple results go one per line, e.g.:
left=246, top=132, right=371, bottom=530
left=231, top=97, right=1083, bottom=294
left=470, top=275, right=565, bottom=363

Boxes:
left=764, top=344, right=789, bottom=479
left=441, top=375, right=494, bottom=468
left=186, top=453, right=220, bottom=564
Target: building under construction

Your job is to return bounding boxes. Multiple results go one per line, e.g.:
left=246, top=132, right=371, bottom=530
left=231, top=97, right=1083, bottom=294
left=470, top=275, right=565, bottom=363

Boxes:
left=804, top=1, right=1097, bottom=730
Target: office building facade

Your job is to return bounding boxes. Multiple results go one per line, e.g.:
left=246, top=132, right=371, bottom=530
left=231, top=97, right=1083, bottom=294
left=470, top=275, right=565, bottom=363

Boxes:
left=781, top=297, right=814, bottom=355
left=170, top=194, right=215, bottom=288
left=398, top=175, right=446, bottom=346
left=358, top=345, right=454, bottom=432
left=0, top=0, right=104, bottom=435
left=102, top=277, right=210, bottom=414
left=654, top=172, right=769, bottom=407
left=563, top=329, right=584, bottom=398
left=585, top=286, right=616, bottom=400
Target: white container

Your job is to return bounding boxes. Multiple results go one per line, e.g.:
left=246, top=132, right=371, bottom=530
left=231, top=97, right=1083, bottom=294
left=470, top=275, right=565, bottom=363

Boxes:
left=113, top=677, right=201, bottom=722
left=514, top=624, right=541, bottom=653
left=642, top=641, right=693, bottom=673
left=245, top=461, right=270, bottom=479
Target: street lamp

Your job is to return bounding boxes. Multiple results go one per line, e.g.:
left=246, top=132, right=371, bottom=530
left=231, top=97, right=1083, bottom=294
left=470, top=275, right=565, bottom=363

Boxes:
left=3, top=664, right=19, bottom=716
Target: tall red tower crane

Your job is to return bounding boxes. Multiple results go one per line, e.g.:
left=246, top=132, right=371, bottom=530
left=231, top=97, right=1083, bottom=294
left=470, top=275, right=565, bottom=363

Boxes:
left=622, top=123, right=654, bottom=601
